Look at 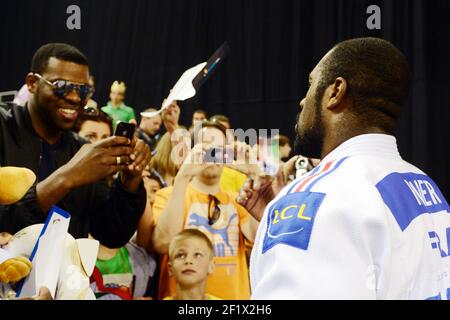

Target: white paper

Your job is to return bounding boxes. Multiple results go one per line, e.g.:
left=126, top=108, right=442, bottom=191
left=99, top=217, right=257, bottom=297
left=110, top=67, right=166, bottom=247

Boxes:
left=141, top=62, right=207, bottom=118
left=75, top=239, right=99, bottom=277
left=0, top=248, right=13, bottom=264
left=56, top=236, right=99, bottom=300
left=4, top=224, right=43, bottom=259
left=17, top=207, right=70, bottom=298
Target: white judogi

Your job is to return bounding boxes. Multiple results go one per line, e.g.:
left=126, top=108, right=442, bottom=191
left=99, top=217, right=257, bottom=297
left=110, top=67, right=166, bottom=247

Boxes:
left=250, top=134, right=450, bottom=300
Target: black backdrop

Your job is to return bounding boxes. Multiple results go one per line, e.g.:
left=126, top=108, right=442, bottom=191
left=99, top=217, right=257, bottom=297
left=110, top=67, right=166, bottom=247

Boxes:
left=1, top=0, right=449, bottom=198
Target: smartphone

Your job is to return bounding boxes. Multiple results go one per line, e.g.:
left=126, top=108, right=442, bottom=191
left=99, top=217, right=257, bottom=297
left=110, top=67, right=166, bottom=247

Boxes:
left=114, top=121, right=136, bottom=140
left=204, top=147, right=233, bottom=164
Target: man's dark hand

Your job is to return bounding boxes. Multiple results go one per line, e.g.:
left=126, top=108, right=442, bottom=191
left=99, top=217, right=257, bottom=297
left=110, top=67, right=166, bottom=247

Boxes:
left=122, top=138, right=152, bottom=177
left=118, top=119, right=152, bottom=190
left=60, top=136, right=132, bottom=188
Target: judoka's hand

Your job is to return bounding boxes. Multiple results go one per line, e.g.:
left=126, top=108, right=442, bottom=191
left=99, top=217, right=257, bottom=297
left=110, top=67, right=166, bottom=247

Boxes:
left=236, top=165, right=287, bottom=222
left=283, top=155, right=300, bottom=182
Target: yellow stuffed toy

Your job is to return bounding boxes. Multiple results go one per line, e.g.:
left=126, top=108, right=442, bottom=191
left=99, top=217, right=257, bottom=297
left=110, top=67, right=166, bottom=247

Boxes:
left=0, top=166, right=36, bottom=284
left=0, top=166, right=36, bottom=205
left=0, top=256, right=32, bottom=284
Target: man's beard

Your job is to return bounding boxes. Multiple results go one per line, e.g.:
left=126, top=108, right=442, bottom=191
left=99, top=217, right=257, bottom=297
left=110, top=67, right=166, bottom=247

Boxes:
left=34, top=93, right=63, bottom=132
left=294, top=97, right=324, bottom=159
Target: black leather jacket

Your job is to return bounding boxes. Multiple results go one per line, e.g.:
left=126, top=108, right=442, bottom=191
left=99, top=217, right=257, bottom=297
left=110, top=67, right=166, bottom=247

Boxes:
left=0, top=103, right=146, bottom=248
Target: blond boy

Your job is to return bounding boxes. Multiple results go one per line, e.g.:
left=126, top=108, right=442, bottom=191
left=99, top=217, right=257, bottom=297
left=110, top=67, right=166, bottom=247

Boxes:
left=165, top=229, right=221, bottom=300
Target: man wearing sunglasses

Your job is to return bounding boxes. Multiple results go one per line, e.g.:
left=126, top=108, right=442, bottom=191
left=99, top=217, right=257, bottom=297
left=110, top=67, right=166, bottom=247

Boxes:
left=0, top=43, right=151, bottom=250
left=151, top=121, right=259, bottom=300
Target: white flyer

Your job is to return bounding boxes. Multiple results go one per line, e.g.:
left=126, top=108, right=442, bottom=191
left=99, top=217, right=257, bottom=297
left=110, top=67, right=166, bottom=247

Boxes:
left=16, top=206, right=71, bottom=299
left=141, top=62, right=207, bottom=118
left=0, top=248, right=13, bottom=264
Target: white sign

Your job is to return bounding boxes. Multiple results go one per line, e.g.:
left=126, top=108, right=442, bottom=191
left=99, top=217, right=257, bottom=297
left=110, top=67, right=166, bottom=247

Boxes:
left=16, top=206, right=71, bottom=299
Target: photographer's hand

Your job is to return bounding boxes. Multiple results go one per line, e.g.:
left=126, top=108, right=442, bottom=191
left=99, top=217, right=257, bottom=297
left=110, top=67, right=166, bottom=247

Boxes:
left=177, top=144, right=216, bottom=180
left=237, top=164, right=286, bottom=222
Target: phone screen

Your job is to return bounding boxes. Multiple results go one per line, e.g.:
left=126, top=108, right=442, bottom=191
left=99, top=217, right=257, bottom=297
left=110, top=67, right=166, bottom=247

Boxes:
left=204, top=147, right=233, bottom=164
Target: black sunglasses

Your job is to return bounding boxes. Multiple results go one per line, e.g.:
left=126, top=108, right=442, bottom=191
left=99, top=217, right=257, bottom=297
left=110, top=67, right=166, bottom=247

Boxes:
left=82, top=105, right=100, bottom=116
left=208, top=195, right=221, bottom=225
left=34, top=73, right=94, bottom=101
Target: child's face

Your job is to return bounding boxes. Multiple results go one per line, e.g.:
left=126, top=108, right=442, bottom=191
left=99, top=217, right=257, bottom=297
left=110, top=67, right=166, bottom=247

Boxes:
left=168, top=238, right=214, bottom=287
left=142, top=176, right=161, bottom=205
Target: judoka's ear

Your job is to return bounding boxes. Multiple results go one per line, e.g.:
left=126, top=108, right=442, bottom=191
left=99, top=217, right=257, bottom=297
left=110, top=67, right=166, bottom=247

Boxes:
left=325, top=77, right=348, bottom=110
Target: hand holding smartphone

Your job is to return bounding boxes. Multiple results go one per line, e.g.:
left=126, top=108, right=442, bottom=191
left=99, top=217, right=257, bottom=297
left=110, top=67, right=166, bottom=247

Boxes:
left=203, top=147, right=233, bottom=164
left=114, top=121, right=136, bottom=141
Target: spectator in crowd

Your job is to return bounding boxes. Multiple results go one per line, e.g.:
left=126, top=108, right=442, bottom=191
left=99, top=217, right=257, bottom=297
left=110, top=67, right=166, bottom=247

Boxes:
left=152, top=121, right=259, bottom=300
left=149, top=132, right=178, bottom=187
left=89, top=232, right=156, bottom=300
left=209, top=114, right=230, bottom=130
left=13, top=84, right=29, bottom=106
left=138, top=108, right=162, bottom=151
left=74, top=106, right=115, bottom=187
left=72, top=108, right=157, bottom=300
left=192, top=109, right=207, bottom=126
left=164, top=229, right=220, bottom=300
left=0, top=43, right=151, bottom=250
left=75, top=106, right=113, bottom=144
left=136, top=167, right=164, bottom=252
left=142, top=168, right=164, bottom=208
left=84, top=76, right=98, bottom=109
left=209, top=117, right=248, bottom=194
left=161, top=100, right=180, bottom=135
left=275, top=134, right=292, bottom=162
left=135, top=167, right=165, bottom=299
left=219, top=139, right=248, bottom=194
left=101, top=81, right=136, bottom=130
left=189, top=109, right=208, bottom=135
left=136, top=97, right=181, bottom=188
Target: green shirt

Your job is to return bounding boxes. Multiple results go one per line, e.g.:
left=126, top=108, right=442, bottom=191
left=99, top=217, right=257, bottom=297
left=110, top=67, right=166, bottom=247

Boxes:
left=94, top=246, right=134, bottom=299
left=101, top=102, right=136, bottom=131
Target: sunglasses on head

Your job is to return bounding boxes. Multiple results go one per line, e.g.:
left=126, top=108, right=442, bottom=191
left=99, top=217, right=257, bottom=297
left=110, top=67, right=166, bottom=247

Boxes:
left=34, top=73, right=94, bottom=101
left=208, top=195, right=221, bottom=225
left=82, top=105, right=100, bottom=116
